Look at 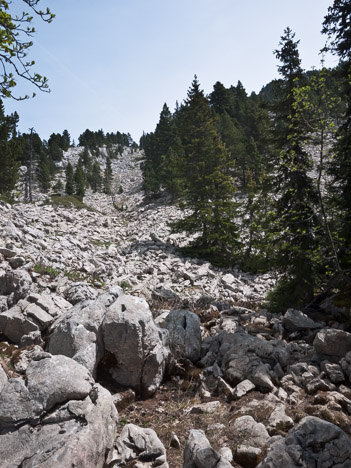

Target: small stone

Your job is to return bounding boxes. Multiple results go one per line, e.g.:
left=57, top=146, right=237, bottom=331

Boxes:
left=218, top=446, right=233, bottom=463
left=189, top=401, right=221, bottom=414
left=233, top=379, right=256, bottom=400
left=170, top=433, right=181, bottom=449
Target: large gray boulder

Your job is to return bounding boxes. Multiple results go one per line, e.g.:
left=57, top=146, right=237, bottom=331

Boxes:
left=0, top=365, right=7, bottom=392
left=0, top=354, right=118, bottom=467
left=257, top=416, right=351, bottom=467
left=183, top=429, right=233, bottom=468
left=108, top=423, right=168, bottom=467
left=47, top=294, right=112, bottom=377
left=0, top=354, right=93, bottom=425
left=314, top=328, right=351, bottom=358
left=0, top=268, right=32, bottom=306
left=232, top=416, right=270, bottom=467
left=162, top=309, right=201, bottom=363
left=0, top=293, right=71, bottom=345
left=0, top=300, right=39, bottom=344
left=63, top=282, right=99, bottom=305
left=283, top=308, right=324, bottom=332
left=102, top=295, right=171, bottom=398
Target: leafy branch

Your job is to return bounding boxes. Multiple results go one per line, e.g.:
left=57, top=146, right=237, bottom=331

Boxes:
left=0, top=0, right=54, bottom=100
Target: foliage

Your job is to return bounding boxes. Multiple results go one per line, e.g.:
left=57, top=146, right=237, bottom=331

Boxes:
left=267, top=28, right=320, bottom=310
left=74, top=158, right=86, bottom=197
left=170, top=77, right=241, bottom=264
left=323, top=0, right=351, bottom=275
left=37, top=151, right=50, bottom=192
left=33, top=263, right=58, bottom=279
left=0, top=98, right=19, bottom=194
left=0, top=0, right=55, bottom=100
left=103, top=157, right=112, bottom=194
left=48, top=194, right=93, bottom=211
left=78, top=129, right=134, bottom=150
left=65, top=162, right=74, bottom=195
left=90, top=160, right=102, bottom=192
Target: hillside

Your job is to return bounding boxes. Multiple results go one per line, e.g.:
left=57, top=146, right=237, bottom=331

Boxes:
left=0, top=147, right=350, bottom=467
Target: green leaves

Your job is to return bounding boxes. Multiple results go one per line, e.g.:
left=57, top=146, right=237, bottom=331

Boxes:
left=0, top=0, right=54, bottom=100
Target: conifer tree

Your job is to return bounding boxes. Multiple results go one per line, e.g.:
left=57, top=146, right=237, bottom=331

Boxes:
left=172, top=77, right=240, bottom=263
left=268, top=28, right=319, bottom=311
left=37, top=152, right=51, bottom=192
left=74, top=158, right=86, bottom=197
left=65, top=163, right=74, bottom=195
left=0, top=100, right=19, bottom=196
left=103, top=157, right=113, bottom=194
left=323, top=1, right=351, bottom=272
left=143, top=103, right=175, bottom=195
left=91, top=161, right=102, bottom=192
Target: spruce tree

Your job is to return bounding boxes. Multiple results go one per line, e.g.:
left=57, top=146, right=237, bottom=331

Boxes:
left=323, top=2, right=351, bottom=272
left=103, top=157, right=113, bottom=194
left=268, top=28, right=319, bottom=311
left=91, top=161, right=102, bottom=192
left=0, top=100, right=19, bottom=196
left=172, top=77, right=240, bottom=263
left=65, top=163, right=74, bottom=195
left=37, top=152, right=51, bottom=192
left=143, top=103, right=175, bottom=196
left=74, top=158, right=86, bottom=197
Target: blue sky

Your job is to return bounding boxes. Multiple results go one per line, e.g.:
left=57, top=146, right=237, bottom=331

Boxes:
left=3, top=0, right=336, bottom=144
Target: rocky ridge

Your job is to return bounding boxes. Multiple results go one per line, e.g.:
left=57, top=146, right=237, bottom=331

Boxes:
left=0, top=147, right=350, bottom=467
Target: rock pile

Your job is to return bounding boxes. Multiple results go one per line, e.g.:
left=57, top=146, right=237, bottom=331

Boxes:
left=0, top=147, right=350, bottom=467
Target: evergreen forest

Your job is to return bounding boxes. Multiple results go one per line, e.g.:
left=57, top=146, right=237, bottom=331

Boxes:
left=1, top=0, right=351, bottom=314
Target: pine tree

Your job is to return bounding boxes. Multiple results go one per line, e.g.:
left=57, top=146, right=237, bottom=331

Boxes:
left=172, top=77, right=240, bottom=263
left=65, top=163, right=74, bottom=195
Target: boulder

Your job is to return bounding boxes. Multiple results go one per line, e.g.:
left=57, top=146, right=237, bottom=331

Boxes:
left=231, top=415, right=271, bottom=451
left=321, top=361, right=345, bottom=384
left=183, top=429, right=233, bottom=468
left=0, top=382, right=118, bottom=467
left=0, top=269, right=32, bottom=306
left=232, top=379, right=256, bottom=400
left=109, top=423, right=168, bottom=467
left=314, top=328, right=351, bottom=358
left=283, top=308, right=323, bottom=332
left=48, top=290, right=118, bottom=377
left=267, top=403, right=294, bottom=435
left=0, top=293, right=72, bottom=345
left=0, top=354, right=93, bottom=425
left=162, top=309, right=201, bottom=362
left=190, top=401, right=221, bottom=414
left=0, top=300, right=39, bottom=344
left=64, top=282, right=98, bottom=304
left=258, top=416, right=351, bottom=467
left=0, top=365, right=7, bottom=392
left=102, top=295, right=171, bottom=397
left=27, top=293, right=71, bottom=318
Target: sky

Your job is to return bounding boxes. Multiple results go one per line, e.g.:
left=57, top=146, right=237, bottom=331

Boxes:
left=3, top=0, right=337, bottom=145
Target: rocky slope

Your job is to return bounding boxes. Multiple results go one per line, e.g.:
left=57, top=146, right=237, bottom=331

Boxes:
left=0, top=147, right=350, bottom=467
